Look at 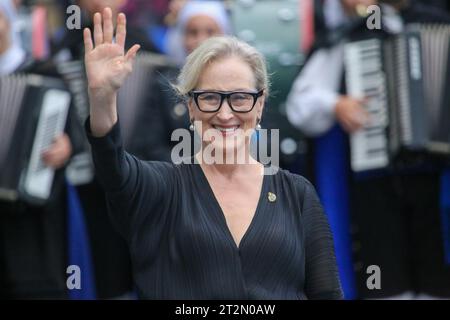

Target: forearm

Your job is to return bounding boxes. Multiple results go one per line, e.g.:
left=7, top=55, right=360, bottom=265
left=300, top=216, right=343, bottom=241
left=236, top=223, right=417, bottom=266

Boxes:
left=89, top=89, right=118, bottom=137
left=286, top=87, right=338, bottom=137
left=302, top=181, right=343, bottom=299
left=86, top=118, right=130, bottom=192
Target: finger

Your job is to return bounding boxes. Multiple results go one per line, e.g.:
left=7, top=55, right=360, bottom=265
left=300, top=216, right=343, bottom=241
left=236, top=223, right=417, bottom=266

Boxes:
left=42, top=147, right=59, bottom=159
left=355, top=108, right=370, bottom=124
left=345, top=122, right=359, bottom=133
left=116, top=13, right=126, bottom=50
left=103, top=7, right=113, bottom=44
left=125, top=44, right=140, bottom=62
left=350, top=117, right=365, bottom=131
left=43, top=155, right=64, bottom=169
left=360, top=96, right=370, bottom=104
left=341, top=119, right=353, bottom=133
left=52, top=134, right=65, bottom=143
left=93, top=12, right=103, bottom=46
left=83, top=28, right=93, bottom=53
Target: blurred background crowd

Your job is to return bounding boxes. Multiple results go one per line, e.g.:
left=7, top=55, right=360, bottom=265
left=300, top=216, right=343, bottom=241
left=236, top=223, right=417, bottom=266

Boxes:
left=0, top=0, right=450, bottom=300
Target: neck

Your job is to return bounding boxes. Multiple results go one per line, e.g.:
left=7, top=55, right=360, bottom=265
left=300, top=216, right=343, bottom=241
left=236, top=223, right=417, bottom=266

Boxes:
left=196, top=151, right=263, bottom=180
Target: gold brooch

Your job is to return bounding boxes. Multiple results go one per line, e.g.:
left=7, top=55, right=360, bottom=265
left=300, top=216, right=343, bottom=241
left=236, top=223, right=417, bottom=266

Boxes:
left=268, top=192, right=276, bottom=202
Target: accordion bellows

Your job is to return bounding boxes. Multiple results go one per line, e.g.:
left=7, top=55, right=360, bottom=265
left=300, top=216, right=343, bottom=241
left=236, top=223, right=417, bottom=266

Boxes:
left=345, top=23, right=450, bottom=172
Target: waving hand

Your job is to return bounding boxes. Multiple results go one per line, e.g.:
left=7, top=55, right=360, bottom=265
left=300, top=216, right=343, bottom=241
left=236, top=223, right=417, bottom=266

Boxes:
left=83, top=8, right=140, bottom=136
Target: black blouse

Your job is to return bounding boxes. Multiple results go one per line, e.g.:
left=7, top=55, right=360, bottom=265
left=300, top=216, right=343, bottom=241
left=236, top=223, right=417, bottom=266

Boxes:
left=86, top=120, right=343, bottom=300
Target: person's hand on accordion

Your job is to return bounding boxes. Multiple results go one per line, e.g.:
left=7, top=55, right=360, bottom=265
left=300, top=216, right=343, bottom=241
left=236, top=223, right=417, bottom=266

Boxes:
left=83, top=7, right=140, bottom=137
left=41, top=134, right=72, bottom=170
left=334, top=95, right=370, bottom=133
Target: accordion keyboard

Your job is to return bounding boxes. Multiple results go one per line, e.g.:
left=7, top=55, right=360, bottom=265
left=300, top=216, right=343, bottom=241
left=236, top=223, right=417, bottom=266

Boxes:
left=345, top=39, right=389, bottom=172
left=22, top=88, right=70, bottom=201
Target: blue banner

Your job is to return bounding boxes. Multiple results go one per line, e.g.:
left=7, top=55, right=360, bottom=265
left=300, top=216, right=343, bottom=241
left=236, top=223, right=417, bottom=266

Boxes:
left=314, top=125, right=357, bottom=299
left=66, top=181, right=96, bottom=299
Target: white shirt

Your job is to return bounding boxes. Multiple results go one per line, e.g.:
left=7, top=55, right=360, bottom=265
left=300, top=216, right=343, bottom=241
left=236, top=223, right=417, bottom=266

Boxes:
left=286, top=4, right=405, bottom=137
left=0, top=44, right=26, bottom=76
left=286, top=43, right=345, bottom=137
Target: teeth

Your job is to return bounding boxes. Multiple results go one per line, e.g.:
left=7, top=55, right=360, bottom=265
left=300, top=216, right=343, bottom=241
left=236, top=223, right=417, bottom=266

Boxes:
left=213, top=126, right=238, bottom=132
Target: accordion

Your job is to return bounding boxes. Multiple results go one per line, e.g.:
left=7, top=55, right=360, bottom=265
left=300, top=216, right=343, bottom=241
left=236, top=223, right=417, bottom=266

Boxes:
left=0, top=74, right=71, bottom=204
left=345, top=24, right=450, bottom=172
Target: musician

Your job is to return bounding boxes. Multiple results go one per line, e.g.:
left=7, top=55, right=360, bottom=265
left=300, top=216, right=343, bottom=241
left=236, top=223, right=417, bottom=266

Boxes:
left=82, top=8, right=343, bottom=299
left=286, top=0, right=450, bottom=299
left=132, top=0, right=232, bottom=162
left=0, top=0, right=83, bottom=298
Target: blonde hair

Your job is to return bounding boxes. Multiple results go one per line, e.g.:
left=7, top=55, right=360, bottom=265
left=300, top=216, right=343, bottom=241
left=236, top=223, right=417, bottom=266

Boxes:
left=172, top=36, right=270, bottom=99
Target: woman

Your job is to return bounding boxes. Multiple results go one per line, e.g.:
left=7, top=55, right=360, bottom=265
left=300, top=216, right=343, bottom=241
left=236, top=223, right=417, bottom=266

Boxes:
left=83, top=8, right=343, bottom=299
left=165, top=0, right=232, bottom=66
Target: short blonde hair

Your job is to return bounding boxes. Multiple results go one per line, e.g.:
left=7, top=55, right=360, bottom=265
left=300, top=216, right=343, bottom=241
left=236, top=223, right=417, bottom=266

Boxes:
left=172, top=36, right=270, bottom=99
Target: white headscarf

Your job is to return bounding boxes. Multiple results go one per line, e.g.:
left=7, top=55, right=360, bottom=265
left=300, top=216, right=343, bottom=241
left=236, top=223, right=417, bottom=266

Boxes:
left=165, top=0, right=232, bottom=66
left=323, top=0, right=348, bottom=29
left=0, top=0, right=25, bottom=75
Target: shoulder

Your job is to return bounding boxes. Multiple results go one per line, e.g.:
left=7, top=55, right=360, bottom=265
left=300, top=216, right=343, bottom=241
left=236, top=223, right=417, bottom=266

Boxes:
left=272, top=167, right=314, bottom=190
left=270, top=167, right=319, bottom=209
left=140, top=159, right=196, bottom=180
left=141, top=159, right=182, bottom=176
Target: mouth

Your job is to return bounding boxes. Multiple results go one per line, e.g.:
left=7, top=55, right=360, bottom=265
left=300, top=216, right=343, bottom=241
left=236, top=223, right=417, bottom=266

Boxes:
left=211, top=125, right=240, bottom=136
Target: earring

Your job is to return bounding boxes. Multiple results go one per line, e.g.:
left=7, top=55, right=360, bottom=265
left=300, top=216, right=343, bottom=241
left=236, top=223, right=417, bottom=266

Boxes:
left=189, top=119, right=195, bottom=131
left=256, top=119, right=261, bottom=130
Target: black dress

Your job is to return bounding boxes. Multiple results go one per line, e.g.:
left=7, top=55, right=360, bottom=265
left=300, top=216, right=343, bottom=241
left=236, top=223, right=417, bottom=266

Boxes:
left=86, top=119, right=343, bottom=299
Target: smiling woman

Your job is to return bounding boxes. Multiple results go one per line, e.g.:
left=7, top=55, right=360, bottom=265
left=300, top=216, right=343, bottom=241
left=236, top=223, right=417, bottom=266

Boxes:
left=173, top=38, right=268, bottom=165
left=83, top=8, right=343, bottom=299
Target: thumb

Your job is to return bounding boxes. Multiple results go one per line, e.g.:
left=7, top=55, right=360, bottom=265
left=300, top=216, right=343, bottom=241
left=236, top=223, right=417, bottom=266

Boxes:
left=125, top=44, right=141, bottom=62
left=357, top=96, right=370, bottom=106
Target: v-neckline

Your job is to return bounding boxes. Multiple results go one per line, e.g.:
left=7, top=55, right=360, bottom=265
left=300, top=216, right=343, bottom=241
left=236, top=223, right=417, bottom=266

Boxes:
left=195, top=163, right=269, bottom=251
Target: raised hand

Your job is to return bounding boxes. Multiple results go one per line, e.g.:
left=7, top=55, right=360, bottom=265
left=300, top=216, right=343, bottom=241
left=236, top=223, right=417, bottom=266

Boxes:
left=83, top=8, right=140, bottom=136
left=83, top=8, right=140, bottom=95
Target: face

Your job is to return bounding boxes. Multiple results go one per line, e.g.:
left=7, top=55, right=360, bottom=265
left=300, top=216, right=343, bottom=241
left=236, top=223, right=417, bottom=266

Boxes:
left=188, top=56, right=265, bottom=161
left=184, top=15, right=223, bottom=54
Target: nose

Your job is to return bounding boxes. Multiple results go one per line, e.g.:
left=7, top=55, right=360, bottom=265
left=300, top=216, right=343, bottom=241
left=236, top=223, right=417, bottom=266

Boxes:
left=216, top=98, right=234, bottom=121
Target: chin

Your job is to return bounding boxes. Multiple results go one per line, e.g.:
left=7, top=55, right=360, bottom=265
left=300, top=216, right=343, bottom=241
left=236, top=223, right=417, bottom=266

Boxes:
left=206, top=136, right=250, bottom=164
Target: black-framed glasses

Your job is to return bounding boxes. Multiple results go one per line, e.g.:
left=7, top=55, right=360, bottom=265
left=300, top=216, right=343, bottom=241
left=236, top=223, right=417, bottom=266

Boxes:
left=188, top=89, right=264, bottom=113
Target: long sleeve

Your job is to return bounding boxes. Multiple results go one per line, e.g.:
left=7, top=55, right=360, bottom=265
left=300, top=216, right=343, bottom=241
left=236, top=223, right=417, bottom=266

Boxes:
left=302, top=179, right=343, bottom=299
left=85, top=118, right=175, bottom=242
left=286, top=44, right=345, bottom=137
